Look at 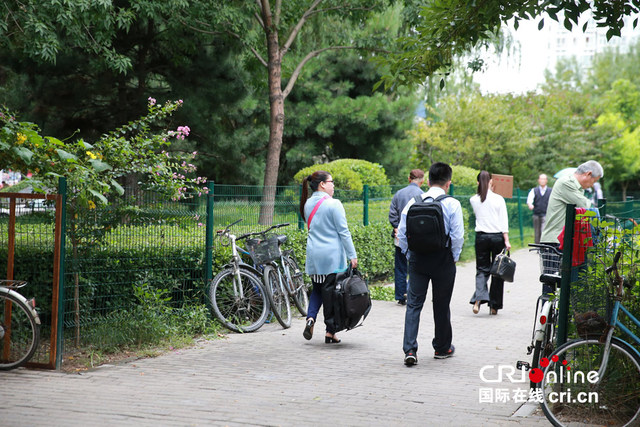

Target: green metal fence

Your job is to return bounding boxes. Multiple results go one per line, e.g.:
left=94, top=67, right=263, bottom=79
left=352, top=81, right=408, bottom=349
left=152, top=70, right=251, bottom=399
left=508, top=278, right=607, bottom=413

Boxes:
left=555, top=202, right=640, bottom=347
left=3, top=181, right=541, bottom=367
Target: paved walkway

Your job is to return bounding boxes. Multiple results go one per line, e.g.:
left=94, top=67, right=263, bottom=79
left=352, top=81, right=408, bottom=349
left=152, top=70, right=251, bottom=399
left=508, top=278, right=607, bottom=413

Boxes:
left=1, top=248, right=552, bottom=426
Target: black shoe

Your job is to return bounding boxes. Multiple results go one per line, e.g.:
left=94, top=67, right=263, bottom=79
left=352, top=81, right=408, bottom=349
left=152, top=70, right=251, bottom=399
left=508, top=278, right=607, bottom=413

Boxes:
left=404, top=351, right=417, bottom=366
left=303, top=318, right=314, bottom=340
left=325, top=335, right=341, bottom=344
left=434, top=345, right=455, bottom=359
left=396, top=299, right=406, bottom=306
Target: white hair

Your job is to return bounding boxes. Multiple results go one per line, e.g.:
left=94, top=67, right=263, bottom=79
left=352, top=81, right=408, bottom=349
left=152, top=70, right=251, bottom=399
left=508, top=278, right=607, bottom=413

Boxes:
left=576, top=160, right=604, bottom=178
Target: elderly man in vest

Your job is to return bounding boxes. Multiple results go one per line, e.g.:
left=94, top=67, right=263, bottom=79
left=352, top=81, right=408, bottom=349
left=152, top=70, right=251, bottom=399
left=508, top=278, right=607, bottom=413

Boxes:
left=527, top=174, right=552, bottom=244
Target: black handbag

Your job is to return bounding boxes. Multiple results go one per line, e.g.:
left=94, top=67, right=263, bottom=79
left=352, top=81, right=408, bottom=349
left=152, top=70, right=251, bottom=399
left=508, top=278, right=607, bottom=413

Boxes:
left=490, top=249, right=516, bottom=282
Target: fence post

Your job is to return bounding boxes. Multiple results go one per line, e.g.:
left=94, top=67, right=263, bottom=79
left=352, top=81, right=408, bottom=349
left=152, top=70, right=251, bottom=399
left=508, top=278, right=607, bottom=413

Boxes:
left=205, top=181, right=215, bottom=283
left=516, top=188, right=524, bottom=244
left=449, top=183, right=454, bottom=196
left=363, top=185, right=369, bottom=226
left=598, top=198, right=606, bottom=217
left=298, top=184, right=304, bottom=230
left=556, top=204, right=576, bottom=348
left=55, top=177, right=67, bottom=370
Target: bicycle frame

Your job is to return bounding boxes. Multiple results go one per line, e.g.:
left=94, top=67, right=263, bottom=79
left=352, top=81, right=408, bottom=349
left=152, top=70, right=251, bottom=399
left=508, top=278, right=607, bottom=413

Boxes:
left=533, top=296, right=555, bottom=343
left=596, top=251, right=640, bottom=382
left=597, top=300, right=640, bottom=380
left=217, top=220, right=263, bottom=301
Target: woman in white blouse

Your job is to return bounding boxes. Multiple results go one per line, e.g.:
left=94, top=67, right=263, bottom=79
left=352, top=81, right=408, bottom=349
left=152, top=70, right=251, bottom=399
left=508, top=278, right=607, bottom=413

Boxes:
left=469, top=171, right=511, bottom=315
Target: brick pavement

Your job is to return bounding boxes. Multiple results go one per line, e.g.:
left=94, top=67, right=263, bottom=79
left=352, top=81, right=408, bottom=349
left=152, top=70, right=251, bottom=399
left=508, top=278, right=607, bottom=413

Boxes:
left=0, top=248, right=552, bottom=426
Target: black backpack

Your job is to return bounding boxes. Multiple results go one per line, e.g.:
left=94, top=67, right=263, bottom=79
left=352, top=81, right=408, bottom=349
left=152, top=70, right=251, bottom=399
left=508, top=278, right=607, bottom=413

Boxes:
left=406, top=194, right=451, bottom=254
left=331, top=267, right=372, bottom=332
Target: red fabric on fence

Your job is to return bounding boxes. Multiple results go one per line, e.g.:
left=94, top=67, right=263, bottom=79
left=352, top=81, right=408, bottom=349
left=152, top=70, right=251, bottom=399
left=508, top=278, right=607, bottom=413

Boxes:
left=558, top=208, right=593, bottom=266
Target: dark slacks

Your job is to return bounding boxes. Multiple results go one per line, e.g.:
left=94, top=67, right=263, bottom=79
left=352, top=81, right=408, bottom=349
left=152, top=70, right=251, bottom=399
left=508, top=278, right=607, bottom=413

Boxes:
left=307, top=275, right=338, bottom=333
left=403, top=249, right=456, bottom=355
left=533, top=214, right=546, bottom=244
left=394, top=246, right=409, bottom=302
left=471, top=232, right=505, bottom=310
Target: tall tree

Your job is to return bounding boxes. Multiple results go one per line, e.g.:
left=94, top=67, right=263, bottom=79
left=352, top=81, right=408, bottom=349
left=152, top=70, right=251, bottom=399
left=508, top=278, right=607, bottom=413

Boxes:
left=191, top=1, right=396, bottom=223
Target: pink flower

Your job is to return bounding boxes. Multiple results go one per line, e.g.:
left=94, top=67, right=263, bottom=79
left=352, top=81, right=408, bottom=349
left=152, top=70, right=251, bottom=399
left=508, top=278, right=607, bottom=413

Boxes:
left=148, top=97, right=157, bottom=106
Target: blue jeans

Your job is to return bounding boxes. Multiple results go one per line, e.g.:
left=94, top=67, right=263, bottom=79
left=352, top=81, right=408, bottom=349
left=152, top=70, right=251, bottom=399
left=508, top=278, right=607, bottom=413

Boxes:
left=403, top=250, right=456, bottom=355
left=394, top=246, right=408, bottom=301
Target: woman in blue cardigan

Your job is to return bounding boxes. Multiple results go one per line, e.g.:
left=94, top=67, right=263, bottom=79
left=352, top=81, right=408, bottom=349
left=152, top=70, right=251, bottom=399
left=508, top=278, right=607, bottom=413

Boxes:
left=300, top=171, right=358, bottom=343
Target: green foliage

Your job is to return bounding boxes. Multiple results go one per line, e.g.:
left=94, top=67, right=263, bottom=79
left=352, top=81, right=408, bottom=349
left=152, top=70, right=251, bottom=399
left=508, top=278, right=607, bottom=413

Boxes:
left=370, top=285, right=395, bottom=301
left=376, top=0, right=638, bottom=89
left=0, top=101, right=205, bottom=206
left=569, top=215, right=640, bottom=341
left=451, top=165, right=481, bottom=190
left=293, top=158, right=391, bottom=197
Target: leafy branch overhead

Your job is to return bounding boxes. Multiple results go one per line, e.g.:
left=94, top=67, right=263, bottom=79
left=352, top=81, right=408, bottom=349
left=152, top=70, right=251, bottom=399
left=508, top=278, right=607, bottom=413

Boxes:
left=0, top=99, right=207, bottom=208
left=376, top=0, right=640, bottom=90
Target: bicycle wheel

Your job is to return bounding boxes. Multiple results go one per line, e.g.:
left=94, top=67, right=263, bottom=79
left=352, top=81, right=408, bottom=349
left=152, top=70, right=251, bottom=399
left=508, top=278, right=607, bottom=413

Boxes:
left=283, top=254, right=309, bottom=316
left=0, top=291, right=40, bottom=370
left=540, top=337, right=640, bottom=427
left=209, top=267, right=269, bottom=333
left=530, top=305, right=556, bottom=388
left=263, top=265, right=292, bottom=329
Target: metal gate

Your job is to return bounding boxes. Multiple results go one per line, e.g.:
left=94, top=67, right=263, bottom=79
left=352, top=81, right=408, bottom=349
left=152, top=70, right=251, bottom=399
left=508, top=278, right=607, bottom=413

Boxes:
left=1, top=191, right=64, bottom=369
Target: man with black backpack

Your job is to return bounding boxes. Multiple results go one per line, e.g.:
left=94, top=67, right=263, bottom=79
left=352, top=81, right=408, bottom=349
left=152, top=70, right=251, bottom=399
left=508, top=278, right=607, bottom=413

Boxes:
left=396, top=162, right=464, bottom=366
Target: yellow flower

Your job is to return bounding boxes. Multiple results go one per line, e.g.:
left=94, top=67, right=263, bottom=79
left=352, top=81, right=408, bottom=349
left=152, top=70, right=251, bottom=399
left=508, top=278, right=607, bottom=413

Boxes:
left=16, top=133, right=26, bottom=145
left=87, top=200, right=96, bottom=210
left=86, top=151, right=97, bottom=159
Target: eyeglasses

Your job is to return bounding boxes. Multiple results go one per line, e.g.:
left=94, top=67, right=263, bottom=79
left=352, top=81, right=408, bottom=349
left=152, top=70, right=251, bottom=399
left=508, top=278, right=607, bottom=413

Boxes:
left=324, top=180, right=334, bottom=183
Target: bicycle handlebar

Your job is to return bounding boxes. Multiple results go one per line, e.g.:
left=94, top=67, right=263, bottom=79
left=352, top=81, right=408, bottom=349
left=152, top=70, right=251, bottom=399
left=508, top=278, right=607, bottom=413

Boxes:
left=605, top=251, right=626, bottom=297
left=216, top=218, right=243, bottom=236
left=237, top=222, right=291, bottom=241
left=528, top=243, right=562, bottom=255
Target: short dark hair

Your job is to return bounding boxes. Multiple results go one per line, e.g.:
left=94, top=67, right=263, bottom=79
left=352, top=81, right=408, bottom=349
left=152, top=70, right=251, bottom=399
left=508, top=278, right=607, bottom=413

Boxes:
left=429, top=162, right=452, bottom=186
left=409, top=169, right=424, bottom=180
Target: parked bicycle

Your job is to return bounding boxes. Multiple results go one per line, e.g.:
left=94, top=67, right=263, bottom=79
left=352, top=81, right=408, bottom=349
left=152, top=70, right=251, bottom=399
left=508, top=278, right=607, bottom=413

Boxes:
left=518, top=243, right=563, bottom=388
left=243, top=222, right=310, bottom=327
left=0, top=280, right=41, bottom=370
left=208, top=219, right=270, bottom=333
left=539, top=251, right=640, bottom=427
left=243, top=223, right=293, bottom=329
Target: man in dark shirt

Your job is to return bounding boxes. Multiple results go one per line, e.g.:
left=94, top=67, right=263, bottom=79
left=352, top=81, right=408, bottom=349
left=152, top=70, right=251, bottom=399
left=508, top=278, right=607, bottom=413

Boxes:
left=388, top=169, right=424, bottom=305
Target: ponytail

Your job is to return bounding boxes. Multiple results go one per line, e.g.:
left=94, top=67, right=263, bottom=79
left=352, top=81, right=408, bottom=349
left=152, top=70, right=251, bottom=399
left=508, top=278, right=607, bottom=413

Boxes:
left=477, top=171, right=491, bottom=203
left=299, top=171, right=331, bottom=220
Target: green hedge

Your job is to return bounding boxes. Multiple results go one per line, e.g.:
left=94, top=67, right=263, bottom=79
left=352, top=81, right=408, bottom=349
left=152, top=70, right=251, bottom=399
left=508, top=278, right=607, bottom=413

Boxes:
left=0, top=222, right=395, bottom=325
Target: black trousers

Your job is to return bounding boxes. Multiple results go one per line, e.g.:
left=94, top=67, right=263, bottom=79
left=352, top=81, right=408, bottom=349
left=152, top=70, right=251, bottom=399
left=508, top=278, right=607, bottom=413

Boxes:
left=403, top=249, right=456, bottom=354
left=472, top=232, right=505, bottom=310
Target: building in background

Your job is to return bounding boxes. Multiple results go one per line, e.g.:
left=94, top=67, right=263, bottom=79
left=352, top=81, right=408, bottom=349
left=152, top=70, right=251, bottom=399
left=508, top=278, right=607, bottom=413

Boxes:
left=474, top=12, right=640, bottom=94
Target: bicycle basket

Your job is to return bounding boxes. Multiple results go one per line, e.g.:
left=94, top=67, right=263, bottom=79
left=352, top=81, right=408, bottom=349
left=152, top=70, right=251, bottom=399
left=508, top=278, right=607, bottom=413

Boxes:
left=574, top=310, right=608, bottom=339
left=538, top=248, right=562, bottom=276
left=246, top=237, right=281, bottom=264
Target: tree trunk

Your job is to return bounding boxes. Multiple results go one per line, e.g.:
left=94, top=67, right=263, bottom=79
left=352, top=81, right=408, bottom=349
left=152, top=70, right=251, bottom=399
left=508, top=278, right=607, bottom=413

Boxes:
left=259, top=16, right=285, bottom=225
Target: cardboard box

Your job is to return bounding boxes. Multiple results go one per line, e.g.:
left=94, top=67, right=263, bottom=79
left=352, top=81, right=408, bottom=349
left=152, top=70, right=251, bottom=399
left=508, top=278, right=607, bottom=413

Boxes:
left=491, top=174, right=513, bottom=198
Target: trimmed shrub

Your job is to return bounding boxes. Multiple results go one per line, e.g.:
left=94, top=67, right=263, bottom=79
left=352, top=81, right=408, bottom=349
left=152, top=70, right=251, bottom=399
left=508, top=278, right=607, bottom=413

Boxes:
left=293, top=158, right=391, bottom=198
